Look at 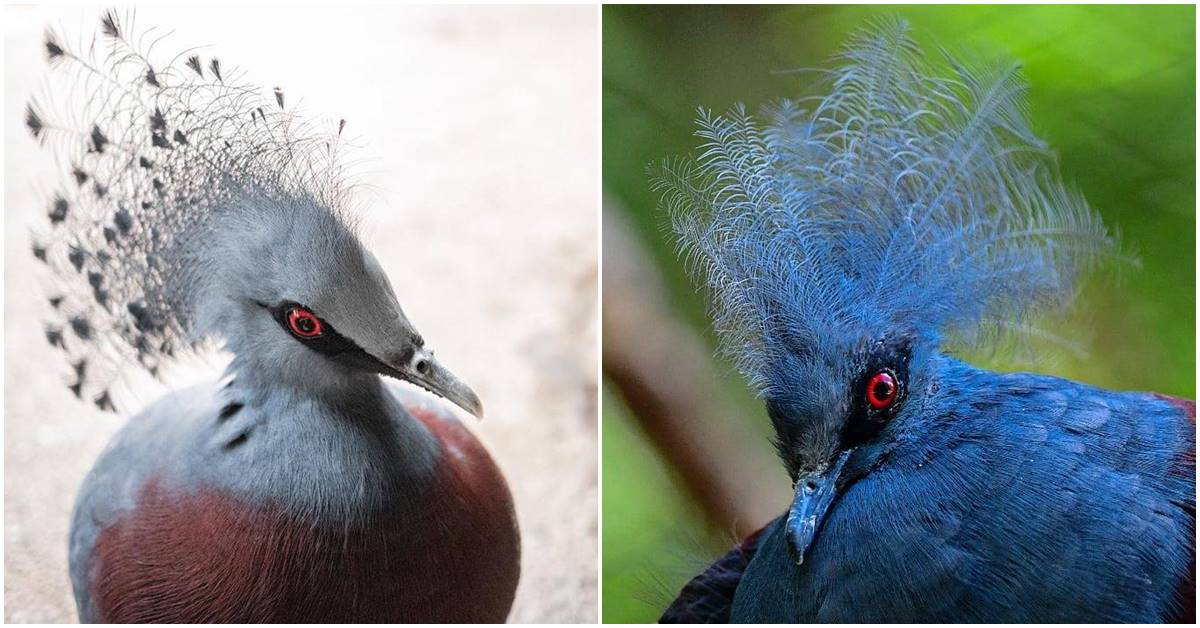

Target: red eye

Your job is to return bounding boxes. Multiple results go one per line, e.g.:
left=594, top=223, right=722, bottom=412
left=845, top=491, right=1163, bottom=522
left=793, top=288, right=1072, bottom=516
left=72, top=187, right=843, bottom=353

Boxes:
left=287, top=307, right=323, bottom=338
left=866, top=370, right=898, bottom=410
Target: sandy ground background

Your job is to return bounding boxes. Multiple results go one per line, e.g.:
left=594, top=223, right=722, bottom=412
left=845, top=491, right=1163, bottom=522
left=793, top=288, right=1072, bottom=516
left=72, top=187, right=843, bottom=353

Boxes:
left=4, top=5, right=598, bottom=623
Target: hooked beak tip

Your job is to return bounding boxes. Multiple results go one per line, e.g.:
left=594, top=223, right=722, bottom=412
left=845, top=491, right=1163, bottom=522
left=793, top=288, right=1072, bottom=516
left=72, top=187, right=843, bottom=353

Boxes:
left=459, top=390, right=485, bottom=420
left=785, top=505, right=818, bottom=566
left=785, top=449, right=854, bottom=567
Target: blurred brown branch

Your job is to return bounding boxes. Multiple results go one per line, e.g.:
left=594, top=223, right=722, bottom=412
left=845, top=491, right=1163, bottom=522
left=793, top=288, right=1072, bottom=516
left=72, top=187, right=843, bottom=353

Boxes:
left=602, top=193, right=786, bottom=538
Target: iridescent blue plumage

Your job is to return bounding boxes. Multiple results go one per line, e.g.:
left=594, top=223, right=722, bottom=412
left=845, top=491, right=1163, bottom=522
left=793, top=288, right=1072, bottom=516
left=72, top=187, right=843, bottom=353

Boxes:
left=729, top=359, right=1195, bottom=622
left=659, top=20, right=1195, bottom=623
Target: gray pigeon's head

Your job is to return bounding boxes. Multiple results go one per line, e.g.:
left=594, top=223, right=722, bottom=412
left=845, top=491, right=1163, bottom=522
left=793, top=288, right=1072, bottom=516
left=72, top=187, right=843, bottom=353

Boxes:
left=197, top=194, right=483, bottom=416
left=28, top=10, right=480, bottom=416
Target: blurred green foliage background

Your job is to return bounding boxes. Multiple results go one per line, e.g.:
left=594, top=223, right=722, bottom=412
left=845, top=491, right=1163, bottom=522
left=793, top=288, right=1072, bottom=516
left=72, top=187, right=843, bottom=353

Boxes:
left=602, top=4, right=1195, bottom=623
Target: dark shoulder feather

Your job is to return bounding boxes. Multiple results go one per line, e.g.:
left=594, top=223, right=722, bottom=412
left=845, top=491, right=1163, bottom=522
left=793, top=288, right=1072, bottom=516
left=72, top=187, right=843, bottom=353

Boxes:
left=660, top=525, right=768, bottom=623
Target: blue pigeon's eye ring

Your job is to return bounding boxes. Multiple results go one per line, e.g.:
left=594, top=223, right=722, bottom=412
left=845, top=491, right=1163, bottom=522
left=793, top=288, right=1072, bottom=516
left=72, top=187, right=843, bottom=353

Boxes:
left=866, top=370, right=898, bottom=410
left=287, top=307, right=323, bottom=339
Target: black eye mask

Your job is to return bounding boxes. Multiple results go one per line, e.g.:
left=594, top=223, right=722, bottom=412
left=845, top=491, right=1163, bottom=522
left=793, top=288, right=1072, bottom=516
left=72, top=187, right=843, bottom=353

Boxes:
left=765, top=334, right=915, bottom=479
left=840, top=337, right=912, bottom=450
left=259, top=301, right=396, bottom=373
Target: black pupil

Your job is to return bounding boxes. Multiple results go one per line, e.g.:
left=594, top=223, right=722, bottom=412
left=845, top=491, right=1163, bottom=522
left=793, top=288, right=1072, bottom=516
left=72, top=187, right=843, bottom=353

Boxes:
left=873, top=379, right=892, bottom=401
left=295, top=314, right=315, bottom=332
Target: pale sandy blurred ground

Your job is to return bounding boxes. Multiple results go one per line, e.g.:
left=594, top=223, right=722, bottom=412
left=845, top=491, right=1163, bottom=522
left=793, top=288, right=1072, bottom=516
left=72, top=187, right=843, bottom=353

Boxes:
left=4, top=5, right=598, bottom=623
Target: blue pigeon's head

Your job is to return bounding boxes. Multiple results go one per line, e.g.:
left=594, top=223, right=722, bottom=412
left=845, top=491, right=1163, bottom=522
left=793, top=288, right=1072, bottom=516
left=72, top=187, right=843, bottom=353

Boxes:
left=655, top=19, right=1115, bottom=562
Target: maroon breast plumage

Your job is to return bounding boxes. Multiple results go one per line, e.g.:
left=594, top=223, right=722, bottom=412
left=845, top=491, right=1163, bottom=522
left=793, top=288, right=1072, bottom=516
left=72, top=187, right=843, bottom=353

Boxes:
left=89, top=406, right=520, bottom=623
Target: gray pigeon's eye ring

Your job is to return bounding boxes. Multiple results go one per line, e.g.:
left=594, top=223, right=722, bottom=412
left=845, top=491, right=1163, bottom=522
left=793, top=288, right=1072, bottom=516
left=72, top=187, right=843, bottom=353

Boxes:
left=287, top=307, right=323, bottom=339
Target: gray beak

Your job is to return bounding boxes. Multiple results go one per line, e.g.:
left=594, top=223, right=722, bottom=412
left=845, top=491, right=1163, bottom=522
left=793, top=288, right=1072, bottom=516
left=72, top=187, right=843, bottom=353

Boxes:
left=383, top=348, right=484, bottom=419
left=785, top=449, right=852, bottom=566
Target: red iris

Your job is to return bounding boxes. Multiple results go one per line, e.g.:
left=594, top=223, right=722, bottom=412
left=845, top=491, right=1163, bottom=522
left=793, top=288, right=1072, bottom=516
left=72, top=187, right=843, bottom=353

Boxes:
left=866, top=370, right=898, bottom=410
left=287, top=307, right=323, bottom=338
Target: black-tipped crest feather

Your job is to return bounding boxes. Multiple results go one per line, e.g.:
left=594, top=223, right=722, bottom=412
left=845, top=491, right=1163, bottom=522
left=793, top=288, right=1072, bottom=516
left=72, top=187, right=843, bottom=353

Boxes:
left=27, top=9, right=356, bottom=410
